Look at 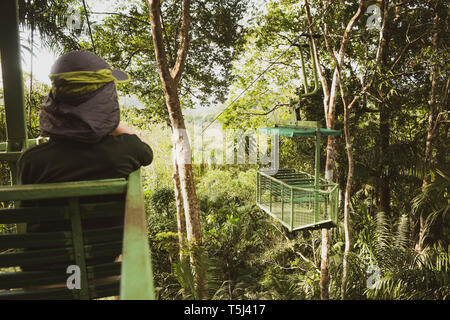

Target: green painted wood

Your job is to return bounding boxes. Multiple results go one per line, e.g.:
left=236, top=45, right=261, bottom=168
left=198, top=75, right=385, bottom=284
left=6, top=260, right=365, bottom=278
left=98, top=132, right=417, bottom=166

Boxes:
left=0, top=170, right=154, bottom=300
left=0, top=151, right=22, bottom=161
left=0, top=179, right=127, bottom=201
left=0, top=139, right=44, bottom=153
left=0, top=247, right=75, bottom=268
left=120, top=169, right=155, bottom=300
left=82, top=226, right=123, bottom=245
left=0, top=231, right=72, bottom=249
left=0, top=286, right=79, bottom=300
left=0, top=206, right=68, bottom=223
left=89, top=280, right=120, bottom=299
left=68, top=198, right=90, bottom=299
left=86, top=262, right=121, bottom=280
left=79, top=201, right=125, bottom=220
left=84, top=241, right=122, bottom=260
left=0, top=270, right=68, bottom=289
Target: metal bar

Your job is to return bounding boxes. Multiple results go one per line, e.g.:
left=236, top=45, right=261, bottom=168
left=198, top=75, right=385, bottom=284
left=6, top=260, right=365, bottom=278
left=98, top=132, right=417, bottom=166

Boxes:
left=120, top=169, right=155, bottom=300
left=256, top=171, right=260, bottom=204
left=0, top=0, right=28, bottom=150
left=269, top=180, right=273, bottom=212
left=314, top=128, right=321, bottom=223
left=281, top=185, right=284, bottom=222
left=290, top=188, right=294, bottom=231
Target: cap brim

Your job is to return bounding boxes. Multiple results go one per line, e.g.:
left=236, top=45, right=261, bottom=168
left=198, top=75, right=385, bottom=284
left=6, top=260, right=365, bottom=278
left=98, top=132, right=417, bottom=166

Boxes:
left=112, top=69, right=130, bottom=83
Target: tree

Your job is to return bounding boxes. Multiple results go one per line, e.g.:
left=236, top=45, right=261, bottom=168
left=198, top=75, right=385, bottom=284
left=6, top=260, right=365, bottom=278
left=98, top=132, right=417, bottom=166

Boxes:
left=304, top=0, right=367, bottom=300
left=148, top=0, right=208, bottom=299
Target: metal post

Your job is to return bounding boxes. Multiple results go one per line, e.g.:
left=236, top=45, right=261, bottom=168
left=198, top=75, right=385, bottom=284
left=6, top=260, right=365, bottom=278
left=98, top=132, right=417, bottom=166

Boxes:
left=290, top=188, right=294, bottom=231
left=314, top=127, right=321, bottom=223
left=256, top=171, right=260, bottom=204
left=281, top=185, right=284, bottom=222
left=0, top=0, right=28, bottom=184
left=269, top=181, right=272, bottom=212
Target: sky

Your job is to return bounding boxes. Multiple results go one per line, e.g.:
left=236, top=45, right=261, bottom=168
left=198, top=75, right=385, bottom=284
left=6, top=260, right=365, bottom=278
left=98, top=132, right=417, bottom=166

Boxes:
left=21, top=0, right=268, bottom=86
left=14, top=0, right=268, bottom=114
left=21, top=0, right=109, bottom=85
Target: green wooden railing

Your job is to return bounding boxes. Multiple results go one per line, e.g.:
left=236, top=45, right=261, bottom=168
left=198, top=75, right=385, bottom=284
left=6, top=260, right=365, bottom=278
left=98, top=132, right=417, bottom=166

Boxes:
left=0, top=169, right=155, bottom=300
left=120, top=170, right=155, bottom=300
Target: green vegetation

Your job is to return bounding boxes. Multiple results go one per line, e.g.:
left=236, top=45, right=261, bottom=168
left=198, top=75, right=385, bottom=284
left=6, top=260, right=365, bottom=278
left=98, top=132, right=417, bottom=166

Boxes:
left=1, top=0, right=448, bottom=300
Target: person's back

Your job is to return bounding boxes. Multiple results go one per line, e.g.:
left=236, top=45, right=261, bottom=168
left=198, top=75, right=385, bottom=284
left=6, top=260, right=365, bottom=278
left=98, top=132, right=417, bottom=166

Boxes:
left=19, top=133, right=152, bottom=185
left=18, top=50, right=153, bottom=185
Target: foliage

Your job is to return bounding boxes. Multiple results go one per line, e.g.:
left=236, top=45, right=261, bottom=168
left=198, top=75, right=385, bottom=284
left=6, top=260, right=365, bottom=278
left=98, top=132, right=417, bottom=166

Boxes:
left=86, top=0, right=249, bottom=125
left=150, top=186, right=176, bottom=218
left=3, top=0, right=449, bottom=300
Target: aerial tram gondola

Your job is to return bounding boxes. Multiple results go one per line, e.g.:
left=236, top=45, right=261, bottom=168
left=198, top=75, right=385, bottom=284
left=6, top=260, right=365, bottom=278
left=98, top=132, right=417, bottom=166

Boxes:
left=0, top=0, right=154, bottom=300
left=256, top=35, right=340, bottom=232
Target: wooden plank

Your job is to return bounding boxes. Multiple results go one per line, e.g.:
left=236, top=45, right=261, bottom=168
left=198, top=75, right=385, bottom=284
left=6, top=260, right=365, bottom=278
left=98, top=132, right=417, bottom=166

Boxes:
left=0, top=286, right=78, bottom=300
left=83, top=226, right=123, bottom=245
left=0, top=231, right=72, bottom=249
left=84, top=241, right=122, bottom=260
left=0, top=247, right=74, bottom=268
left=120, top=169, right=155, bottom=300
left=0, top=270, right=68, bottom=289
left=80, top=201, right=125, bottom=220
left=89, top=280, right=120, bottom=299
left=86, top=262, right=121, bottom=281
left=0, top=206, right=68, bottom=223
left=0, top=152, right=22, bottom=161
left=0, top=179, right=127, bottom=201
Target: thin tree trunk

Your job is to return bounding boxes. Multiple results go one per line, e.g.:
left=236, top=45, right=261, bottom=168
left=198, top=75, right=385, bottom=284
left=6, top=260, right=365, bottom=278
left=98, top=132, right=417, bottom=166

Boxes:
left=148, top=0, right=208, bottom=299
left=338, top=75, right=354, bottom=301
left=172, top=147, right=186, bottom=297
left=375, top=0, right=393, bottom=217
left=417, top=0, right=442, bottom=252
left=173, top=146, right=185, bottom=263
left=305, top=0, right=366, bottom=300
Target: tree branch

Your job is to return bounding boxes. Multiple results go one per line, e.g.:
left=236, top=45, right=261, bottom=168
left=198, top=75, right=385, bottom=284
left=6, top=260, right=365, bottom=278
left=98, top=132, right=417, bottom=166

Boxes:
left=170, top=0, right=191, bottom=84
left=148, top=0, right=173, bottom=88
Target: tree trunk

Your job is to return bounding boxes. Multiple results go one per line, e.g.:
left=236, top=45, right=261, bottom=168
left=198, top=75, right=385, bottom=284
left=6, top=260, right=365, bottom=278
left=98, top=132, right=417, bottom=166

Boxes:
left=379, top=103, right=390, bottom=216
left=340, top=77, right=354, bottom=301
left=375, top=0, right=393, bottom=217
left=417, top=0, right=442, bottom=252
left=148, top=0, right=208, bottom=299
left=304, top=0, right=366, bottom=300
left=172, top=148, right=186, bottom=297
left=173, top=146, right=185, bottom=263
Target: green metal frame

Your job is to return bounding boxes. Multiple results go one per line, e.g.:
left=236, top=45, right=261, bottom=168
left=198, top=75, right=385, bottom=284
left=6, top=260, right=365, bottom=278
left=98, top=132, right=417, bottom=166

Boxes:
left=257, top=123, right=340, bottom=231
left=256, top=169, right=339, bottom=231
left=0, top=0, right=28, bottom=184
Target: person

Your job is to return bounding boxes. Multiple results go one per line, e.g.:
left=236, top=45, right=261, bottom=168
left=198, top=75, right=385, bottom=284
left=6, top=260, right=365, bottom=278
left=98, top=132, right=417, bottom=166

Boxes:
left=16, top=51, right=153, bottom=290
left=18, top=50, right=153, bottom=186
